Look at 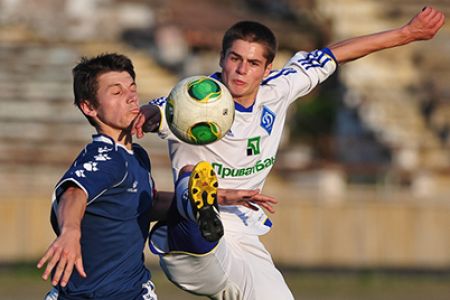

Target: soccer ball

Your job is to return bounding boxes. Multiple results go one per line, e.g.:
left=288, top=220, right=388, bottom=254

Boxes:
left=165, top=75, right=235, bottom=145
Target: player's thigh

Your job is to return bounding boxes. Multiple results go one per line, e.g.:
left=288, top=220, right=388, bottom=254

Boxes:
left=159, top=239, right=254, bottom=299
left=248, top=255, right=293, bottom=300
left=237, top=234, right=294, bottom=300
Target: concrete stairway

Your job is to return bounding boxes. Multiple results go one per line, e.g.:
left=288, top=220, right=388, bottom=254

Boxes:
left=316, top=0, right=450, bottom=185
left=0, top=39, right=177, bottom=197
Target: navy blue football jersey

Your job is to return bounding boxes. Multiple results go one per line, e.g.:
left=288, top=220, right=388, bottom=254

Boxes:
left=50, top=134, right=155, bottom=299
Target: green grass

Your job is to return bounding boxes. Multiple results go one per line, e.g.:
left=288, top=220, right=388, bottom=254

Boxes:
left=1, top=263, right=450, bottom=300
left=283, top=269, right=450, bottom=300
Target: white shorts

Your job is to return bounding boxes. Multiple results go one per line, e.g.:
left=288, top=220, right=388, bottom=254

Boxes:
left=44, top=280, right=158, bottom=300
left=156, top=229, right=294, bottom=300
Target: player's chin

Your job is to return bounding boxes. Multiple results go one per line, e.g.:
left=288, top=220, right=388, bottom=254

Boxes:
left=125, top=114, right=139, bottom=130
left=129, top=111, right=140, bottom=120
left=230, top=90, right=246, bottom=100
left=226, top=85, right=242, bottom=98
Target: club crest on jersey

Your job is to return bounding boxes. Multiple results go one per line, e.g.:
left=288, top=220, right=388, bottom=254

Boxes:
left=260, top=105, right=275, bottom=135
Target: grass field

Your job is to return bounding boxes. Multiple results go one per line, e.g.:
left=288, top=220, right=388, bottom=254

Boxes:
left=1, top=263, right=450, bottom=300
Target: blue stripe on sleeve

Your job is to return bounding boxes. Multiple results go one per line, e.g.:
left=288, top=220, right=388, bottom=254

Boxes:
left=322, top=47, right=338, bottom=64
left=262, top=68, right=297, bottom=85
left=297, top=48, right=337, bottom=70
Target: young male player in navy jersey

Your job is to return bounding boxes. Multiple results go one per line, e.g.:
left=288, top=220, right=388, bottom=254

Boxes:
left=37, top=53, right=276, bottom=300
left=134, top=7, right=445, bottom=299
left=36, top=53, right=161, bottom=300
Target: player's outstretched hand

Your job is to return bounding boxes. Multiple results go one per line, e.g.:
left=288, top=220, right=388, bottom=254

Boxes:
left=404, top=6, right=445, bottom=41
left=37, top=230, right=86, bottom=287
left=218, top=188, right=278, bottom=213
left=132, top=104, right=161, bottom=139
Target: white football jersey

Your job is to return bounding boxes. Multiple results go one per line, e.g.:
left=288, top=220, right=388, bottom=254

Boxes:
left=152, top=48, right=337, bottom=235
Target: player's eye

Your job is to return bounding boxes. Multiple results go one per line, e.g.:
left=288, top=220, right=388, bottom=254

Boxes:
left=249, top=60, right=261, bottom=67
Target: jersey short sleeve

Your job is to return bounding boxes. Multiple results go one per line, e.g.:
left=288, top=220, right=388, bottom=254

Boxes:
left=148, top=96, right=177, bottom=141
left=54, top=142, right=127, bottom=204
left=261, top=48, right=337, bottom=106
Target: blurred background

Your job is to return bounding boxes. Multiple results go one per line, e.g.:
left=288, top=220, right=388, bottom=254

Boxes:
left=0, top=0, right=449, bottom=299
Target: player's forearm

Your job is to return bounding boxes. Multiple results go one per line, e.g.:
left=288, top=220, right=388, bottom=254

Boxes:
left=57, top=186, right=86, bottom=236
left=150, top=191, right=174, bottom=221
left=329, top=26, right=412, bottom=64
left=329, top=7, right=445, bottom=64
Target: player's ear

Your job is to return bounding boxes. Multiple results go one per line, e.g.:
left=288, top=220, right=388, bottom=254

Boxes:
left=80, top=99, right=97, bottom=117
left=219, top=51, right=225, bottom=68
left=263, top=63, right=272, bottom=78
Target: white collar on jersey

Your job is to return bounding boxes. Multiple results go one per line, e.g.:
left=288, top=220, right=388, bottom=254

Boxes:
left=92, top=134, right=134, bottom=154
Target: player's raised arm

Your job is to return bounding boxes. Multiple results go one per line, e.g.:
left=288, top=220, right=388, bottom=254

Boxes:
left=329, top=6, right=445, bottom=64
left=37, top=185, right=87, bottom=287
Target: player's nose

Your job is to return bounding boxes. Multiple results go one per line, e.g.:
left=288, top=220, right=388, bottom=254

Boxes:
left=126, top=90, right=139, bottom=104
left=236, top=61, right=248, bottom=74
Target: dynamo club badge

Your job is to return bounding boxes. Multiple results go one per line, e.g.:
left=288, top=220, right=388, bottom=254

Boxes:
left=260, top=105, right=275, bottom=135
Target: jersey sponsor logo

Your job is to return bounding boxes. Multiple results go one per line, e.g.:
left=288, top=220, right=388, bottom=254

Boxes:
left=261, top=105, right=275, bottom=135
left=127, top=180, right=139, bottom=193
left=212, top=156, right=275, bottom=178
left=247, top=136, right=261, bottom=156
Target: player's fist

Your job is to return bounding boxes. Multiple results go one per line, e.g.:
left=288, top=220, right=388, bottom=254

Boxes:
left=405, top=6, right=445, bottom=41
left=132, top=104, right=162, bottom=138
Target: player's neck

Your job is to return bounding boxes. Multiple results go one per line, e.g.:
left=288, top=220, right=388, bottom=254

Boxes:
left=98, top=127, right=133, bottom=150
left=234, top=97, right=255, bottom=108
left=117, top=131, right=133, bottom=150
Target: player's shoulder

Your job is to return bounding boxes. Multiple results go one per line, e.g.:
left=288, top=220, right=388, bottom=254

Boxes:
left=75, top=134, right=128, bottom=171
left=132, top=143, right=152, bottom=172
left=83, top=134, right=122, bottom=155
left=149, top=96, right=167, bottom=107
left=288, top=48, right=337, bottom=71
left=260, top=48, right=337, bottom=88
left=261, top=67, right=299, bottom=87
left=56, top=135, right=131, bottom=203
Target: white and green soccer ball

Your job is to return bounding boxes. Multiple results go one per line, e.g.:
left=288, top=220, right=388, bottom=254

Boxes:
left=165, top=76, right=235, bottom=145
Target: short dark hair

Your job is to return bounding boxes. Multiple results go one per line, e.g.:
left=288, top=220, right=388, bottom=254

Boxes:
left=72, top=53, right=135, bottom=126
left=222, top=21, right=277, bottom=65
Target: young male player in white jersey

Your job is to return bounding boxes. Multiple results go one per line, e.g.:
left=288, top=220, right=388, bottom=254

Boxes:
left=37, top=53, right=274, bottom=300
left=134, top=7, right=445, bottom=299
